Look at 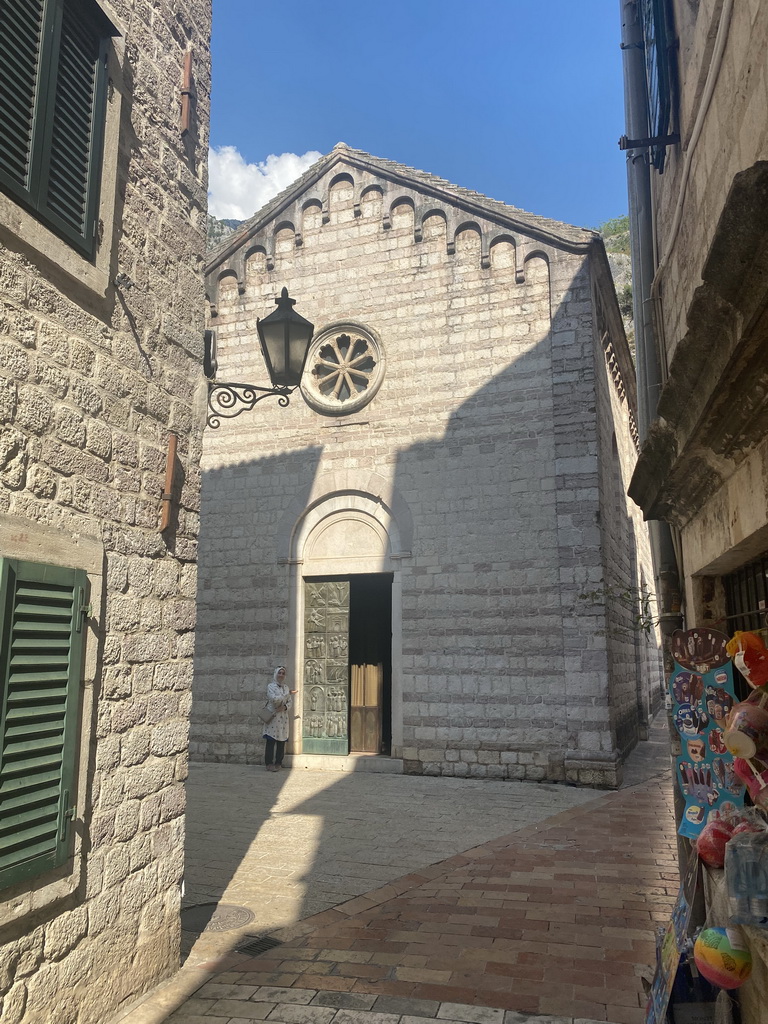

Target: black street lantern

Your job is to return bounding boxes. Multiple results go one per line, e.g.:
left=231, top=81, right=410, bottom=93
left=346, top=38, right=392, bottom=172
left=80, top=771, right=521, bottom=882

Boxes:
left=206, top=288, right=314, bottom=429
left=257, top=287, right=315, bottom=387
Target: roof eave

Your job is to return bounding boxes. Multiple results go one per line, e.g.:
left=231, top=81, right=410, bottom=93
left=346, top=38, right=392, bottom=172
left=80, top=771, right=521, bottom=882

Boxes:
left=204, top=147, right=597, bottom=276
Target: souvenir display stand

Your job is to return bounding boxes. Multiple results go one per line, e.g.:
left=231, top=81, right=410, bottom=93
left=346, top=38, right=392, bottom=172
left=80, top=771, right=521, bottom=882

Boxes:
left=646, top=629, right=768, bottom=1024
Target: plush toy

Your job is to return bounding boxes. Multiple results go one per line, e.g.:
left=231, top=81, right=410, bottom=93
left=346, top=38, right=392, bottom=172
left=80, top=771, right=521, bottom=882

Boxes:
left=724, top=631, right=768, bottom=759
left=726, top=631, right=768, bottom=689
left=733, top=756, right=768, bottom=809
left=696, top=818, right=734, bottom=867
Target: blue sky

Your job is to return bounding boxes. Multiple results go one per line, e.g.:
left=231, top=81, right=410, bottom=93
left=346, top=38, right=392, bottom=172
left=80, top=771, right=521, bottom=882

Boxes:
left=209, top=2, right=627, bottom=230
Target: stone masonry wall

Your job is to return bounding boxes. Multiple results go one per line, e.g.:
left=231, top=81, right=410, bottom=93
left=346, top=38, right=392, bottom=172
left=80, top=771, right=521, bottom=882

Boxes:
left=655, top=0, right=768, bottom=365
left=592, top=305, right=664, bottom=759
left=0, top=2, right=211, bottom=1022
left=197, top=158, right=653, bottom=787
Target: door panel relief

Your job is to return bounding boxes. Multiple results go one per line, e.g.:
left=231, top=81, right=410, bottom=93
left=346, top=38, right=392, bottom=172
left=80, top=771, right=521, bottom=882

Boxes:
left=303, top=580, right=349, bottom=754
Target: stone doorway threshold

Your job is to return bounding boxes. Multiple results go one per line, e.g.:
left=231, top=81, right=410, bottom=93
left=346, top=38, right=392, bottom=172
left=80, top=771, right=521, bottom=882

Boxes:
left=285, top=752, right=403, bottom=773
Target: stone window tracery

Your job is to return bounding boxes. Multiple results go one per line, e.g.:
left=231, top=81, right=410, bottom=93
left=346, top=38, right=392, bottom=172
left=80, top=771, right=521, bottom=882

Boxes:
left=302, top=323, right=385, bottom=415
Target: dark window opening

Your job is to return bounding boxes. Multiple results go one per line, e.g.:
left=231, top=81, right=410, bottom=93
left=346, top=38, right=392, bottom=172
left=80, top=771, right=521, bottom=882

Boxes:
left=638, top=0, right=677, bottom=171
left=723, top=551, right=768, bottom=701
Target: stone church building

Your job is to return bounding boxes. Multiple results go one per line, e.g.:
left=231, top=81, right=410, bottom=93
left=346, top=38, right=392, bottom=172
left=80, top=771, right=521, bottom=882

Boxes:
left=197, top=144, right=662, bottom=788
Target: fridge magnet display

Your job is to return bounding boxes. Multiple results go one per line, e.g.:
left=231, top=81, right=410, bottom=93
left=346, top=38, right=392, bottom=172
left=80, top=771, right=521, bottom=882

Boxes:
left=670, top=629, right=745, bottom=840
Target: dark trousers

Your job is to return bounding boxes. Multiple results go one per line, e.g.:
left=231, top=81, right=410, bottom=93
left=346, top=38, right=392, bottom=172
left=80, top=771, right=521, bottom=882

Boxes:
left=264, top=736, right=286, bottom=766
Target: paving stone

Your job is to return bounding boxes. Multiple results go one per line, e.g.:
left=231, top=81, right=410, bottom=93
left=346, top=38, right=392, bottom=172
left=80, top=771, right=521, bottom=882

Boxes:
left=209, top=1002, right=274, bottom=1020
left=117, top=728, right=673, bottom=1024
left=373, top=997, right=440, bottom=1017
left=437, top=1005, right=505, bottom=1024
left=331, top=1011, right=402, bottom=1024
left=253, top=988, right=318, bottom=1005
left=265, top=1004, right=337, bottom=1024
left=311, top=993, right=379, bottom=1010
left=196, top=983, right=259, bottom=1000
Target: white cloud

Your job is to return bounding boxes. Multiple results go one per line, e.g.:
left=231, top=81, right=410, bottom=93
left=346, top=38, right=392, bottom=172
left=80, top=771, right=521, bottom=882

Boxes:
left=208, top=146, right=323, bottom=220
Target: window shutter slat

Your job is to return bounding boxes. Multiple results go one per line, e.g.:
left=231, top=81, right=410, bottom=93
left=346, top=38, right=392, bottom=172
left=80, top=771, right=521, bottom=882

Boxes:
left=0, top=558, right=87, bottom=890
left=0, top=0, right=45, bottom=189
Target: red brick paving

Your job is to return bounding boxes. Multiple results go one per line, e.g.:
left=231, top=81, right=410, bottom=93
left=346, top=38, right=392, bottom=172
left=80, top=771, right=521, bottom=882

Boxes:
left=215, top=774, right=677, bottom=1024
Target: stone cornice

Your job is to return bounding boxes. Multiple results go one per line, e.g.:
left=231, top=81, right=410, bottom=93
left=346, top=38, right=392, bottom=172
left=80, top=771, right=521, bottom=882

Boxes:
left=629, top=162, right=768, bottom=525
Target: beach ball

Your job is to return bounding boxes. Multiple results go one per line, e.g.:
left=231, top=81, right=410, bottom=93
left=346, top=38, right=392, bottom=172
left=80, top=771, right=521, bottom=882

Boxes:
left=693, top=927, right=752, bottom=988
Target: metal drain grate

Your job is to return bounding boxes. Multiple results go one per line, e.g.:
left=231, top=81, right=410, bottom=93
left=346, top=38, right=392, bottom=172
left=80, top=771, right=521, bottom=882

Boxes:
left=235, top=935, right=284, bottom=957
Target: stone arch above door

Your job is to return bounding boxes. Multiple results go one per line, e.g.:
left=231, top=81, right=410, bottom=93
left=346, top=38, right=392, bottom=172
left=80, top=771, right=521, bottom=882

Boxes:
left=277, top=471, right=413, bottom=567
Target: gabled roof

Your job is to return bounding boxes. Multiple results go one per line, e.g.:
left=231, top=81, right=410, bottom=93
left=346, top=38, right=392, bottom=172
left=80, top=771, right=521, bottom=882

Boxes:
left=205, top=142, right=598, bottom=272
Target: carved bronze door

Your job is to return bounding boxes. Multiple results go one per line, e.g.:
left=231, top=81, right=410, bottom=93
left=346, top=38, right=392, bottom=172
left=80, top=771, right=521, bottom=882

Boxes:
left=303, top=580, right=350, bottom=755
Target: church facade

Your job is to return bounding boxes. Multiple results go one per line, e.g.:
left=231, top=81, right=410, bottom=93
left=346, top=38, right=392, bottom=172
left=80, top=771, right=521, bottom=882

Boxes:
left=196, top=145, right=662, bottom=787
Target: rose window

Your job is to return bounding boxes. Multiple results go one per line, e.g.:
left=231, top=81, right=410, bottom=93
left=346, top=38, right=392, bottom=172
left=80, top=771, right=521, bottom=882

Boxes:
left=302, top=323, right=385, bottom=415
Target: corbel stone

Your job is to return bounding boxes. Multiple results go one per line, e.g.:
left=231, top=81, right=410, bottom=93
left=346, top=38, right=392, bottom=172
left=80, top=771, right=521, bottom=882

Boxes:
left=232, top=252, right=246, bottom=295
left=480, top=233, right=491, bottom=270
left=515, top=244, right=525, bottom=283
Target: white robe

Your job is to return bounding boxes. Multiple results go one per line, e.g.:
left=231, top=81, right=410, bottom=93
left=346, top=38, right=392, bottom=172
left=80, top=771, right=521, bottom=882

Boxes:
left=263, top=680, right=292, bottom=742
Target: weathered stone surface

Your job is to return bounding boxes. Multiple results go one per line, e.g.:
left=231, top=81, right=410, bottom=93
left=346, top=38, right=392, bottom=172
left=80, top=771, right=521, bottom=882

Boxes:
left=197, top=147, right=661, bottom=783
left=0, top=1, right=211, bottom=1020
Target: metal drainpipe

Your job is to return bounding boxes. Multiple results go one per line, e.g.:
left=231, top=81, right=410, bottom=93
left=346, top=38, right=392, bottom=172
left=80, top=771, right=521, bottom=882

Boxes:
left=620, top=0, right=686, bottom=871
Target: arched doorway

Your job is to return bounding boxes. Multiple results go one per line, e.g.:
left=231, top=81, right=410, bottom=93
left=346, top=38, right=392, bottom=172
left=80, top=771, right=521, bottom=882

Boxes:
left=284, top=488, right=410, bottom=763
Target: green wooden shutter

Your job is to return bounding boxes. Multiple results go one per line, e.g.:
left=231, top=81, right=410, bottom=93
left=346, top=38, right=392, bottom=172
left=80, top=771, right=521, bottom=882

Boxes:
left=39, top=0, right=110, bottom=254
left=0, top=0, right=47, bottom=194
left=0, top=0, right=114, bottom=258
left=0, top=559, right=87, bottom=890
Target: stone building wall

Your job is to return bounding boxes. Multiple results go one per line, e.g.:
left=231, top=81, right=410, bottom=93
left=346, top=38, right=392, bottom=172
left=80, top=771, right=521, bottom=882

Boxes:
left=196, top=148, right=660, bottom=787
left=0, top=1, right=210, bottom=1022
left=650, top=0, right=768, bottom=369
left=592, top=292, right=664, bottom=754
left=627, top=0, right=768, bottom=596
left=625, top=4, right=768, bottom=1016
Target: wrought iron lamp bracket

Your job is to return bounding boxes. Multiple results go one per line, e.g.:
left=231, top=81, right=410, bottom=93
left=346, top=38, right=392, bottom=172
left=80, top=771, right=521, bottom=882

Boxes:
left=206, top=380, right=296, bottom=429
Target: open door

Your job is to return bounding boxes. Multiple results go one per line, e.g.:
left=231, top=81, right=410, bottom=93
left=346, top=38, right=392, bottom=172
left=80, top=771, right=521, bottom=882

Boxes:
left=302, top=574, right=392, bottom=756
left=349, top=574, right=392, bottom=754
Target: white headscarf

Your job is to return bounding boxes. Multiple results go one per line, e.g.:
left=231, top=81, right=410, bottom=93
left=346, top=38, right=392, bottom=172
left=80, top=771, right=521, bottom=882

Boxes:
left=273, top=666, right=287, bottom=684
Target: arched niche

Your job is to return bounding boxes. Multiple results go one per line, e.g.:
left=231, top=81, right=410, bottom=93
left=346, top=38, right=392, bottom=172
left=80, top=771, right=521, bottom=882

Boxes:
left=490, top=236, right=516, bottom=271
left=216, top=270, right=240, bottom=307
left=421, top=210, right=447, bottom=242
left=454, top=222, right=482, bottom=261
left=245, top=246, right=267, bottom=280
left=274, top=221, right=296, bottom=256
left=390, top=198, right=415, bottom=233
left=524, top=252, right=551, bottom=291
left=523, top=253, right=552, bottom=322
left=360, top=185, right=383, bottom=220
left=328, top=173, right=355, bottom=222
left=277, top=472, right=413, bottom=564
left=302, top=200, right=323, bottom=233
left=302, top=506, right=393, bottom=576
left=288, top=490, right=410, bottom=569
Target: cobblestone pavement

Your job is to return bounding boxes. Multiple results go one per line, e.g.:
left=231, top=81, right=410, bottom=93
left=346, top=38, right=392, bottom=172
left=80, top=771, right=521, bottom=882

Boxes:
left=179, top=761, right=602, bottom=963
left=112, top=722, right=677, bottom=1024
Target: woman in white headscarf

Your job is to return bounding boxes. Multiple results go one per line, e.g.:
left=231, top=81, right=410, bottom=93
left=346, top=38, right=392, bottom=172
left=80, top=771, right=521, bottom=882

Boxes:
left=263, top=666, right=296, bottom=771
